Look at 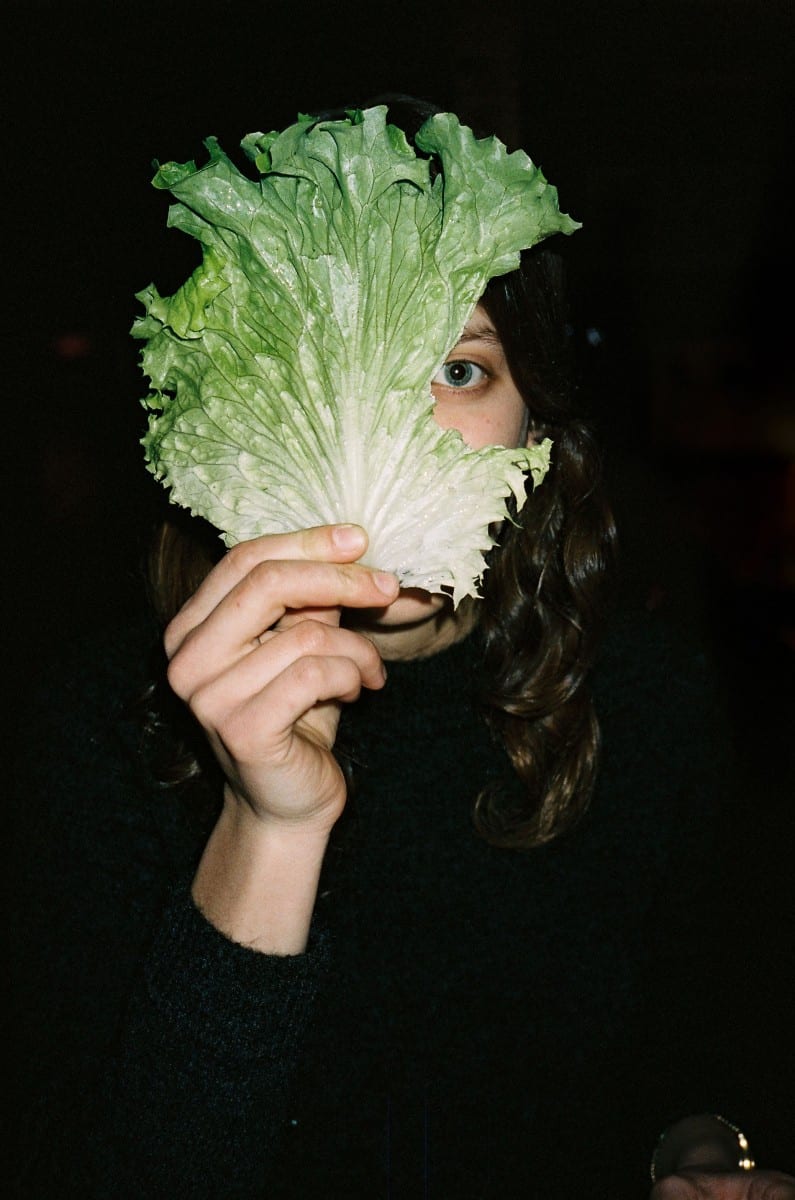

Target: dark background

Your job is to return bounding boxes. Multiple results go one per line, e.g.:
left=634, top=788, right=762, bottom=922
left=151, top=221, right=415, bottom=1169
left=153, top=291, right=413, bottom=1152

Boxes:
left=8, top=0, right=794, bottom=1172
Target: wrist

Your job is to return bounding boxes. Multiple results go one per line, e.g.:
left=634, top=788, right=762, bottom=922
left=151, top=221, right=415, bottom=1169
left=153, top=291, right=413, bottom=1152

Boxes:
left=192, top=795, right=331, bottom=955
left=221, top=783, right=337, bottom=845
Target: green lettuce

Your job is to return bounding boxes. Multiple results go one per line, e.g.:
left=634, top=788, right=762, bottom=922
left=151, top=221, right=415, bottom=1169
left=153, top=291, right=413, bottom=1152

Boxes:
left=133, top=106, right=578, bottom=604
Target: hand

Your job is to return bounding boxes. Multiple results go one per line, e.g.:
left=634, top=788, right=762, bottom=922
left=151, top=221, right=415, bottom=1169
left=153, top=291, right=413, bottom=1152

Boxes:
left=165, top=523, right=398, bottom=837
left=650, top=1170, right=795, bottom=1199
left=649, top=1115, right=795, bottom=1200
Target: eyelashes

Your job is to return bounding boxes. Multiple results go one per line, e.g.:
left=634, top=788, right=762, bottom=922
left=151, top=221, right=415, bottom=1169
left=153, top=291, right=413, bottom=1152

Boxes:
left=431, top=360, right=488, bottom=390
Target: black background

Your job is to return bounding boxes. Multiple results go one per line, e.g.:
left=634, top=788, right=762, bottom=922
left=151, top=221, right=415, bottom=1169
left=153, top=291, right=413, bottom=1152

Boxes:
left=7, top=0, right=794, bottom=1172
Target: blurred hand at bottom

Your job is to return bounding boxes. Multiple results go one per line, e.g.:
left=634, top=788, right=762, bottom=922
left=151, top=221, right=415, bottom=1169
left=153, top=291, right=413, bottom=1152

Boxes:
left=649, top=1115, right=795, bottom=1200
left=651, top=1173, right=795, bottom=1199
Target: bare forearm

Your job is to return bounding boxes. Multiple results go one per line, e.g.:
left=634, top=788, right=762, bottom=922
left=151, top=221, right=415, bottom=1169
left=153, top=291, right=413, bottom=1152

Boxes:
left=192, top=792, right=330, bottom=955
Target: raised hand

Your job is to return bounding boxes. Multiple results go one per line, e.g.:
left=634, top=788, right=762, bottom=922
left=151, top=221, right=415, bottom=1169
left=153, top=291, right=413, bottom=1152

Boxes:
left=165, top=524, right=399, bottom=952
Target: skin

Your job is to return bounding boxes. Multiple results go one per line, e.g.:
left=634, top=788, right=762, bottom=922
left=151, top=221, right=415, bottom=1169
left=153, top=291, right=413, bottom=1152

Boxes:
left=650, top=1171, right=795, bottom=1199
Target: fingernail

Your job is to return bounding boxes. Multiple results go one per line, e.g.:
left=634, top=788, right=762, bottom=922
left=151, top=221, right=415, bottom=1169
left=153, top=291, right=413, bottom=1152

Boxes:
left=373, top=571, right=398, bottom=597
left=332, top=524, right=365, bottom=551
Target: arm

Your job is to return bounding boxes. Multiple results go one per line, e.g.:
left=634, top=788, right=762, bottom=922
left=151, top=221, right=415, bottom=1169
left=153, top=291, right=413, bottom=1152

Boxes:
left=192, top=801, right=330, bottom=954
left=11, top=524, right=397, bottom=1198
left=163, top=523, right=396, bottom=952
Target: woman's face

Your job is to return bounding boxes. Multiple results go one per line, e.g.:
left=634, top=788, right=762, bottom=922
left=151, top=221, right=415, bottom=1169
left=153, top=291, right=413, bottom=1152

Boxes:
left=351, top=303, right=529, bottom=656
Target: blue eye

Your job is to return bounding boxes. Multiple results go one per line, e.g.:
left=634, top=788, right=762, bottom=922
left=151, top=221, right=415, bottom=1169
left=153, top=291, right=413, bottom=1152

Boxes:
left=432, top=360, right=486, bottom=389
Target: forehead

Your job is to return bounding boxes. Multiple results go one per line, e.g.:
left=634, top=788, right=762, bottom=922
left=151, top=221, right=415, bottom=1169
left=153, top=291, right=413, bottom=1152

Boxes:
left=457, top=304, right=502, bottom=345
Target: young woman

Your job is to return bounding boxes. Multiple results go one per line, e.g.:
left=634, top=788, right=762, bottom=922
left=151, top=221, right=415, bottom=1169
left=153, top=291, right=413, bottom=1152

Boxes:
left=11, top=100, right=792, bottom=1199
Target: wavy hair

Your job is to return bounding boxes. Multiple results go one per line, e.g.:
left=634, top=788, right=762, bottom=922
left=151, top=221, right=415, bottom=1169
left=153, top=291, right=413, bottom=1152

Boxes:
left=474, top=250, right=617, bottom=847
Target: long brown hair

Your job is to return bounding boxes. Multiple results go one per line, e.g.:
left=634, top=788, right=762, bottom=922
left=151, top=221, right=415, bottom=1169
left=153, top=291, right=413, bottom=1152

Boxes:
left=474, top=249, right=617, bottom=847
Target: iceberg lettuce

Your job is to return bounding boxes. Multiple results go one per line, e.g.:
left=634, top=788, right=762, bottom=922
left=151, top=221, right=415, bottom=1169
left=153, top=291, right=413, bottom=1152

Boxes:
left=133, top=106, right=578, bottom=604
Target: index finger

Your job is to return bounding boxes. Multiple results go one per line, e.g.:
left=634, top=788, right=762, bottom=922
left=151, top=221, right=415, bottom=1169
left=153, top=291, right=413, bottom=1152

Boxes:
left=176, top=524, right=369, bottom=632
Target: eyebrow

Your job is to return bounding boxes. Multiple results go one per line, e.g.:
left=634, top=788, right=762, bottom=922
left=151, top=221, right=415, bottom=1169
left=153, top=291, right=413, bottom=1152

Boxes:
left=454, top=323, right=502, bottom=347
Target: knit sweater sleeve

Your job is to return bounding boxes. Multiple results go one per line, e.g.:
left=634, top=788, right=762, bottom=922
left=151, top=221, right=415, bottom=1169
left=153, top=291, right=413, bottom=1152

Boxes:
left=9, top=625, right=327, bottom=1199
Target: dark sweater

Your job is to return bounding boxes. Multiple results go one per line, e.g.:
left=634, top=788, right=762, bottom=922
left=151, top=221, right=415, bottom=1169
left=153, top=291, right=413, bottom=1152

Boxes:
left=10, top=609, right=736, bottom=1198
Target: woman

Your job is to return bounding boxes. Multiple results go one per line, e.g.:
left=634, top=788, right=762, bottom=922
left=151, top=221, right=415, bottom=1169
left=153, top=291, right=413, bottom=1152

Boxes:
left=10, top=101, right=792, bottom=1198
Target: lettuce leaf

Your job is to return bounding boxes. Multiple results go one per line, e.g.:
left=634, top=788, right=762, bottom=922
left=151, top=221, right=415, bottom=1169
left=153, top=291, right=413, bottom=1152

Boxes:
left=133, top=106, right=577, bottom=604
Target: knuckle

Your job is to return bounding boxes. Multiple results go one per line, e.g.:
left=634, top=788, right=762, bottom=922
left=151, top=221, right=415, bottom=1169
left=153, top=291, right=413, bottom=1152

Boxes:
left=290, top=654, right=325, bottom=691
left=336, top=562, right=367, bottom=593
left=300, top=524, right=337, bottom=557
left=297, top=525, right=323, bottom=553
left=337, top=562, right=386, bottom=598
left=348, top=630, right=378, bottom=672
left=188, top=683, right=218, bottom=730
left=338, top=659, right=363, bottom=699
left=165, top=651, right=191, bottom=699
left=364, top=639, right=384, bottom=673
left=225, top=539, right=262, bottom=575
left=247, top=558, right=288, bottom=592
left=292, top=620, right=328, bottom=656
left=165, top=627, right=206, bottom=699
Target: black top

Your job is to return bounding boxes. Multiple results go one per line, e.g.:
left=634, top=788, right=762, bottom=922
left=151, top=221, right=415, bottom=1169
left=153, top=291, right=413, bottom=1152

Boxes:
left=9, top=607, right=746, bottom=1198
